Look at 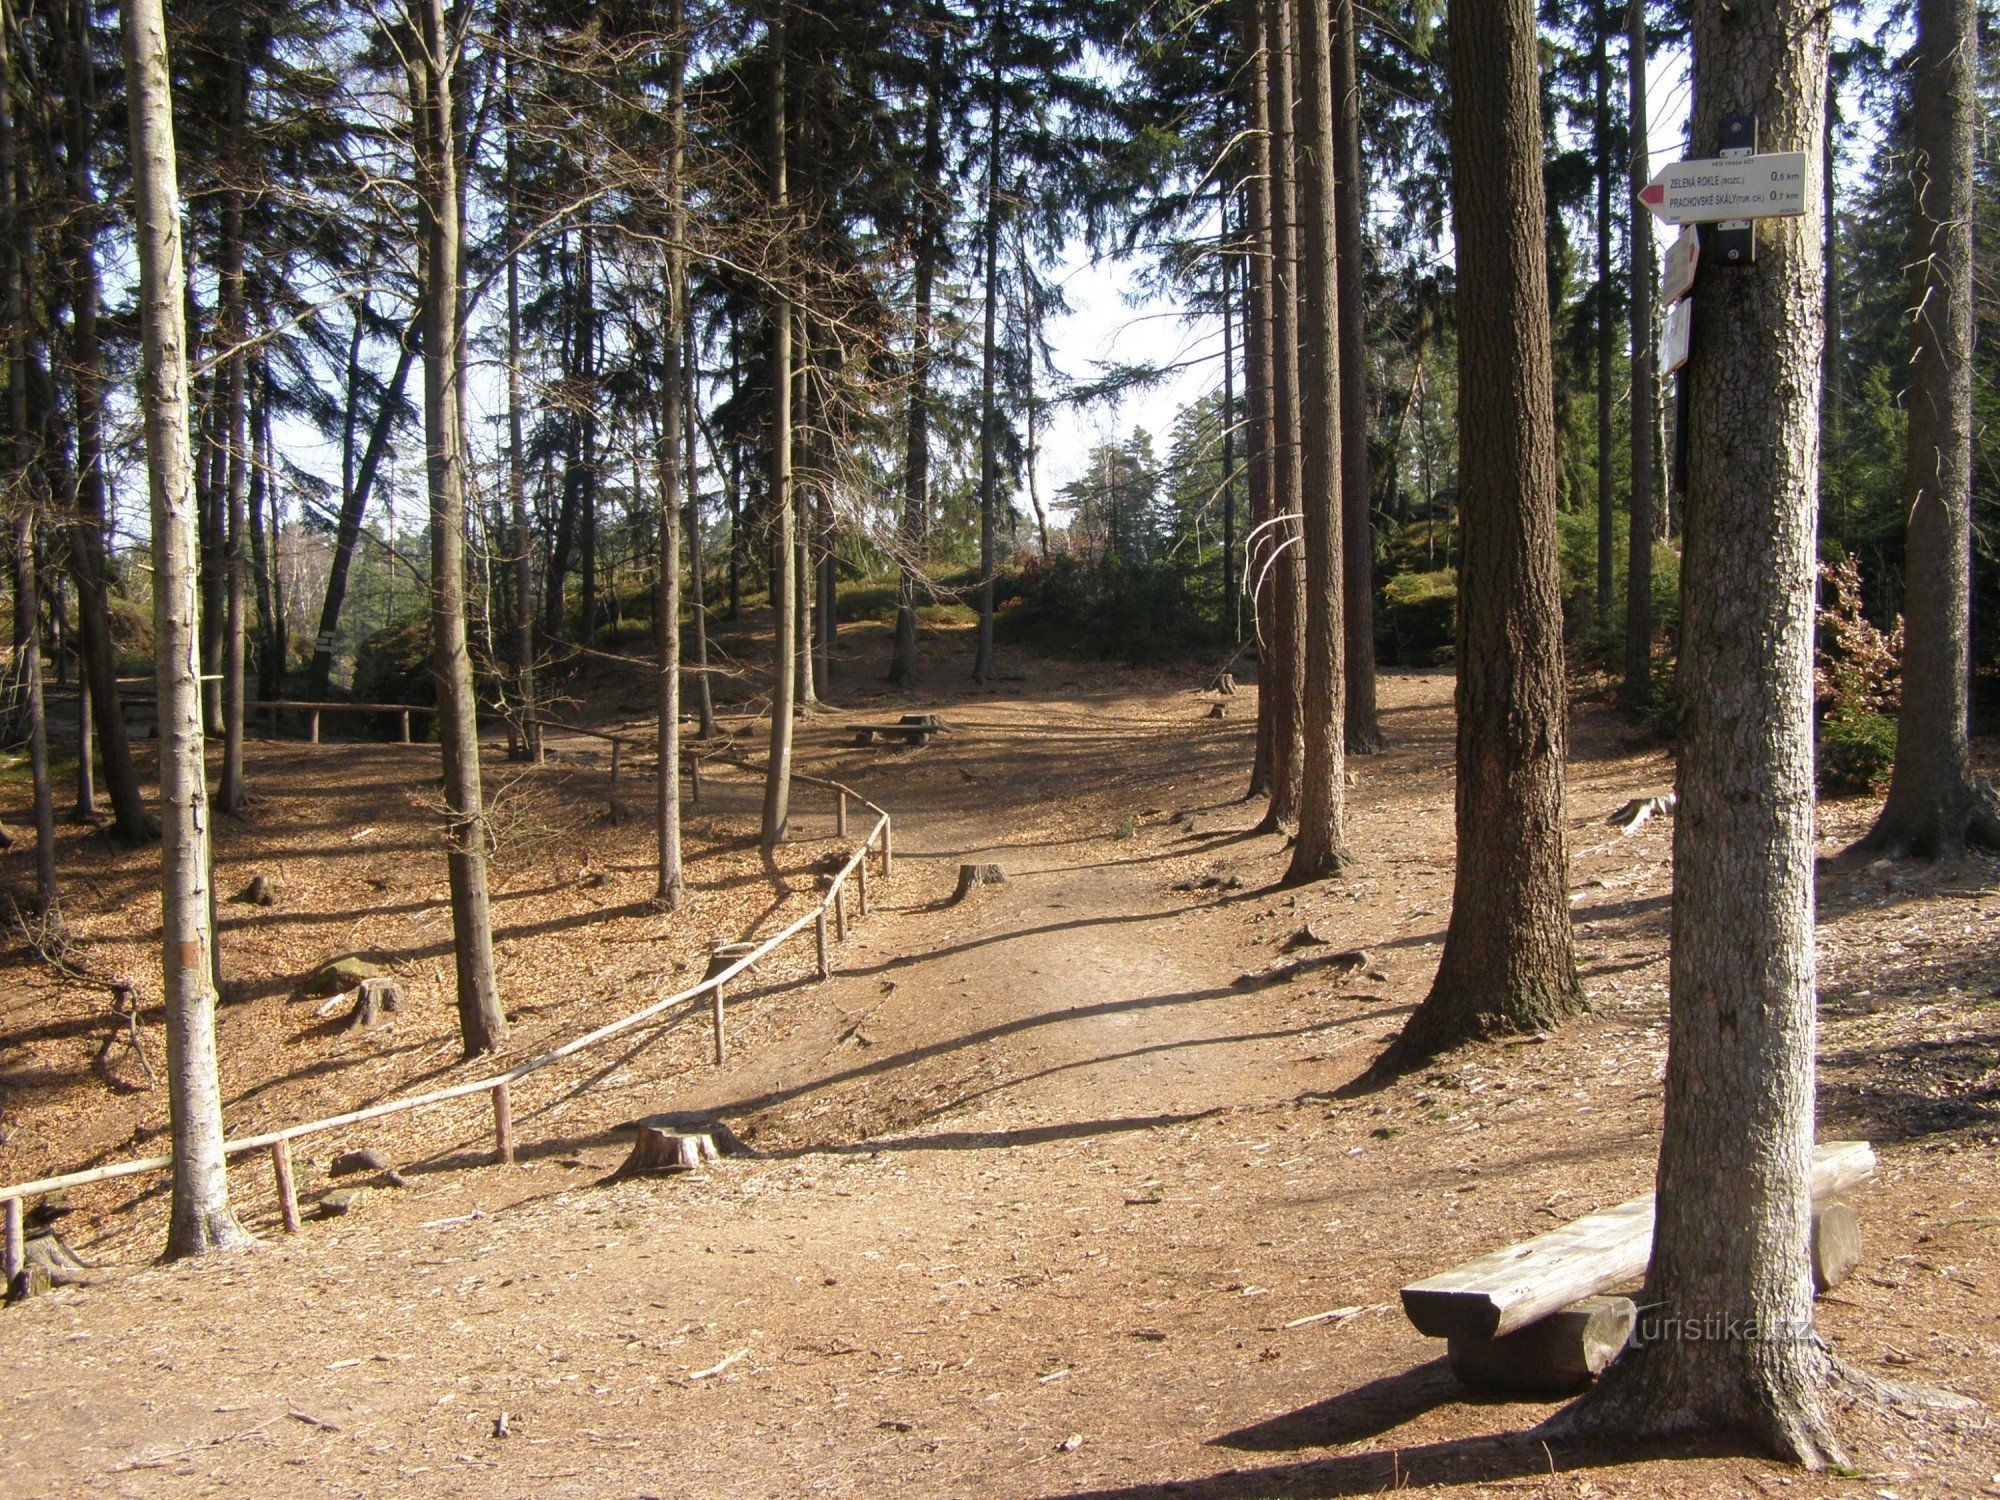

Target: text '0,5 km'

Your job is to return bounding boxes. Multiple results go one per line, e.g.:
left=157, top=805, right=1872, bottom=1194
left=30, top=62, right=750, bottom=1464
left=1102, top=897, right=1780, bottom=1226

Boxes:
left=1638, top=151, right=1808, bottom=224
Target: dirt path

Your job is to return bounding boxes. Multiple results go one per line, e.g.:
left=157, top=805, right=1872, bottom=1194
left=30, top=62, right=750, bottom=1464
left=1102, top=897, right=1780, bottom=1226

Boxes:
left=1, top=662, right=1996, bottom=1497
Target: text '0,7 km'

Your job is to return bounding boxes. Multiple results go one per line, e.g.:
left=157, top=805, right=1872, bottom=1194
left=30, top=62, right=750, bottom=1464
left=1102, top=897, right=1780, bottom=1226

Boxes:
left=1638, top=151, right=1808, bottom=224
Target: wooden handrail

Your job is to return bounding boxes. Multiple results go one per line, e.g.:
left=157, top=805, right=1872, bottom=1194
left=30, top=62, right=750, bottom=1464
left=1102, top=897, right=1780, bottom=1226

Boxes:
left=0, top=762, right=893, bottom=1229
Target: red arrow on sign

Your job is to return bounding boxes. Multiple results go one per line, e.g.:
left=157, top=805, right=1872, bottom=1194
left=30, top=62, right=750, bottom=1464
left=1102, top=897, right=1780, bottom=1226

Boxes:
left=1638, top=182, right=1665, bottom=209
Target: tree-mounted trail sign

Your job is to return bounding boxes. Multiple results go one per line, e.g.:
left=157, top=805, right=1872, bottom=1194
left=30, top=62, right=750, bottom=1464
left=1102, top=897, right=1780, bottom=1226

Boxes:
left=1638, top=152, right=1808, bottom=224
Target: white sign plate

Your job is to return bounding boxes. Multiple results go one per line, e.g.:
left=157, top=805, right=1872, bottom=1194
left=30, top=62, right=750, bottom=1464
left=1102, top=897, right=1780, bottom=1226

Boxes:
left=1664, top=298, right=1694, bottom=374
left=1660, top=225, right=1699, bottom=304
left=1639, top=151, right=1807, bottom=224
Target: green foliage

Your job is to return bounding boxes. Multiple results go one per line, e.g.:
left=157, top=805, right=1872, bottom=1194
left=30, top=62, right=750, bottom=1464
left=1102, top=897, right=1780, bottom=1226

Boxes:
left=1820, top=708, right=1899, bottom=796
left=993, top=552, right=1229, bottom=662
left=1381, top=569, right=1456, bottom=665
left=351, top=618, right=433, bottom=726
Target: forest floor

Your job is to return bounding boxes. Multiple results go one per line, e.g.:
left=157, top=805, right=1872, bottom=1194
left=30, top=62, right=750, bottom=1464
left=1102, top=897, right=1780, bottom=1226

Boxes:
left=1, top=622, right=1997, bottom=1498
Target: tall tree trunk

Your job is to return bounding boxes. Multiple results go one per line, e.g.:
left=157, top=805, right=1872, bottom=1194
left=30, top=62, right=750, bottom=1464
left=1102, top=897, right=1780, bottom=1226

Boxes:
left=793, top=329, right=818, bottom=714
left=684, top=320, right=716, bottom=738
left=74, top=661, right=95, bottom=820
left=216, top=31, right=250, bottom=814
left=1845, top=0, right=1997, bottom=859
left=248, top=365, right=279, bottom=699
left=1546, top=0, right=1845, bottom=1464
left=122, top=0, right=253, bottom=1257
left=11, top=512, right=57, bottom=918
left=414, top=0, right=506, bottom=1058
left=1284, top=0, right=1349, bottom=883
left=59, top=0, right=152, bottom=840
left=503, top=37, right=538, bottom=761
left=1333, top=0, right=1381, bottom=753
left=305, top=335, right=416, bottom=702
left=1593, top=0, right=1615, bottom=633
left=1257, top=0, right=1306, bottom=832
left=1237, top=0, right=1277, bottom=801
left=891, top=30, right=943, bottom=689
left=577, top=222, right=599, bottom=647
left=760, top=7, right=796, bottom=849
left=1370, top=0, right=1583, bottom=1077
left=1220, top=189, right=1237, bottom=623
left=971, top=38, right=1004, bottom=685
left=1821, top=66, right=1844, bottom=549
left=656, top=0, right=686, bottom=910
left=1620, top=0, right=1658, bottom=714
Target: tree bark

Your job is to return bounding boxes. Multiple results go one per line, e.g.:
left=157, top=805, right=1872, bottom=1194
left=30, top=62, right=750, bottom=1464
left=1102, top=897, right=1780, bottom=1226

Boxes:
left=1333, top=0, right=1381, bottom=754
left=10, top=509, right=57, bottom=918
left=1371, top=0, right=1583, bottom=1076
left=59, top=0, right=152, bottom=841
left=1237, top=0, right=1277, bottom=802
left=215, top=28, right=251, bottom=815
left=656, top=0, right=686, bottom=911
left=1620, top=0, right=1658, bottom=715
left=502, top=33, right=539, bottom=761
left=1545, top=0, right=1844, bottom=1466
left=888, top=25, right=943, bottom=689
left=414, top=0, right=506, bottom=1058
left=1844, top=0, right=1997, bottom=860
left=971, top=32, right=1004, bottom=686
left=1257, top=0, right=1306, bottom=832
left=1593, top=0, right=1615, bottom=634
left=760, top=6, right=796, bottom=849
left=1283, top=0, right=1349, bottom=883
left=121, top=0, right=253, bottom=1257
left=684, top=320, right=717, bottom=739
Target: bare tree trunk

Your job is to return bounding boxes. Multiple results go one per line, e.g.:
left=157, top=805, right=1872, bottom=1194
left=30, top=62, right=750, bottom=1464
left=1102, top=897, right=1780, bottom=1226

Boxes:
left=1219, top=189, right=1237, bottom=621
left=503, top=31, right=539, bottom=762
left=760, top=6, right=796, bottom=849
left=305, top=336, right=415, bottom=702
left=74, top=660, right=96, bottom=820
left=122, top=0, right=253, bottom=1258
left=1237, top=0, right=1276, bottom=801
left=414, top=0, right=506, bottom=1058
left=971, top=38, right=1004, bottom=686
left=1284, top=0, right=1349, bottom=884
left=1620, top=0, right=1658, bottom=714
left=656, top=0, right=687, bottom=911
left=1546, top=0, right=1844, bottom=1464
left=248, top=364, right=279, bottom=700
left=684, top=321, right=717, bottom=739
left=1592, top=0, right=1614, bottom=635
left=890, top=29, right=944, bottom=686
left=59, top=0, right=152, bottom=841
left=1370, top=0, right=1582, bottom=1077
left=1333, top=0, right=1380, bottom=754
left=1257, top=0, right=1306, bottom=832
left=215, top=31, right=250, bottom=815
left=1844, top=0, right=1997, bottom=860
left=10, top=508, right=57, bottom=918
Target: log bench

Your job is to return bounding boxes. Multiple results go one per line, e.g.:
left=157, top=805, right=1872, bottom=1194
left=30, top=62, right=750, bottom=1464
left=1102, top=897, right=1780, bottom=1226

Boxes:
left=852, top=720, right=937, bottom=748
left=1400, top=1140, right=1874, bottom=1394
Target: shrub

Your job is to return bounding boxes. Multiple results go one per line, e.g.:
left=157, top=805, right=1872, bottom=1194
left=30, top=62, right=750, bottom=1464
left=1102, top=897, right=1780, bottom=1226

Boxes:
left=1381, top=569, right=1456, bottom=665
left=1820, top=707, right=1898, bottom=795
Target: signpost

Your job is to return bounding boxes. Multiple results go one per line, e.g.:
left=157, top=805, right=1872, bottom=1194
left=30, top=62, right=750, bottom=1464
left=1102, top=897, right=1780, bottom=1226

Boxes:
left=1636, top=151, right=1807, bottom=225
left=1661, top=225, right=1699, bottom=305
left=1664, top=299, right=1694, bottom=376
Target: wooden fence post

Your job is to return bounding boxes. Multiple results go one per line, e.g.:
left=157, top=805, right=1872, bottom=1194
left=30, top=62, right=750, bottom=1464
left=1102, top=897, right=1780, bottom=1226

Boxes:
left=816, top=908, right=831, bottom=981
left=837, top=790, right=848, bottom=838
left=399, top=710, right=411, bottom=744
left=882, top=817, right=893, bottom=877
left=2, top=1197, right=21, bottom=1286
left=833, top=880, right=847, bottom=942
left=308, top=708, right=320, bottom=744
left=689, top=754, right=702, bottom=809
left=492, top=1081, right=515, bottom=1165
left=271, top=1138, right=300, bottom=1233
left=858, top=855, right=870, bottom=917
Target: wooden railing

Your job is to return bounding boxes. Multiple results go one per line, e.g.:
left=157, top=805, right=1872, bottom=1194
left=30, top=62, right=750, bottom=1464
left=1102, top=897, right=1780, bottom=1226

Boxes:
left=250, top=699, right=426, bottom=744
left=0, top=766, right=894, bottom=1280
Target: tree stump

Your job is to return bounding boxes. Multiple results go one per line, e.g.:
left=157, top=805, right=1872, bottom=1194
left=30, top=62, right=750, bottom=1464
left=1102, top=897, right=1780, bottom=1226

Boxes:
left=1446, top=1294, right=1635, bottom=1395
left=1811, top=1201, right=1863, bottom=1293
left=1212, top=672, right=1238, bottom=696
left=233, top=875, right=276, bottom=907
left=346, top=977, right=403, bottom=1031
left=953, top=863, right=1006, bottom=902
left=1207, top=703, right=1227, bottom=719
left=615, top=1127, right=721, bottom=1178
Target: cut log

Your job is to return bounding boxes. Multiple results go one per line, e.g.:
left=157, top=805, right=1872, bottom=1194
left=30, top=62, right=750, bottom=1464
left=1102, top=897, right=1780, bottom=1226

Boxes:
left=1233, top=949, right=1369, bottom=990
left=953, top=863, right=1006, bottom=902
left=303, top=955, right=387, bottom=998
left=330, top=1148, right=389, bottom=1177
left=852, top=723, right=932, bottom=748
left=22, top=1228, right=86, bottom=1274
left=898, top=713, right=943, bottom=730
left=615, top=1127, right=720, bottom=1178
left=1446, top=1294, right=1635, bottom=1395
left=318, top=1187, right=367, bottom=1217
left=1401, top=1140, right=1876, bottom=1341
left=617, top=1112, right=760, bottom=1158
left=1811, top=1200, right=1863, bottom=1294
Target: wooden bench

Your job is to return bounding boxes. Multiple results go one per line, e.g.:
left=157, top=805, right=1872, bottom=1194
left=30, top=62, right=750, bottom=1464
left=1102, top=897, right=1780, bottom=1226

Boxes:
left=1401, top=1140, right=1874, bottom=1393
left=852, top=714, right=945, bottom=748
